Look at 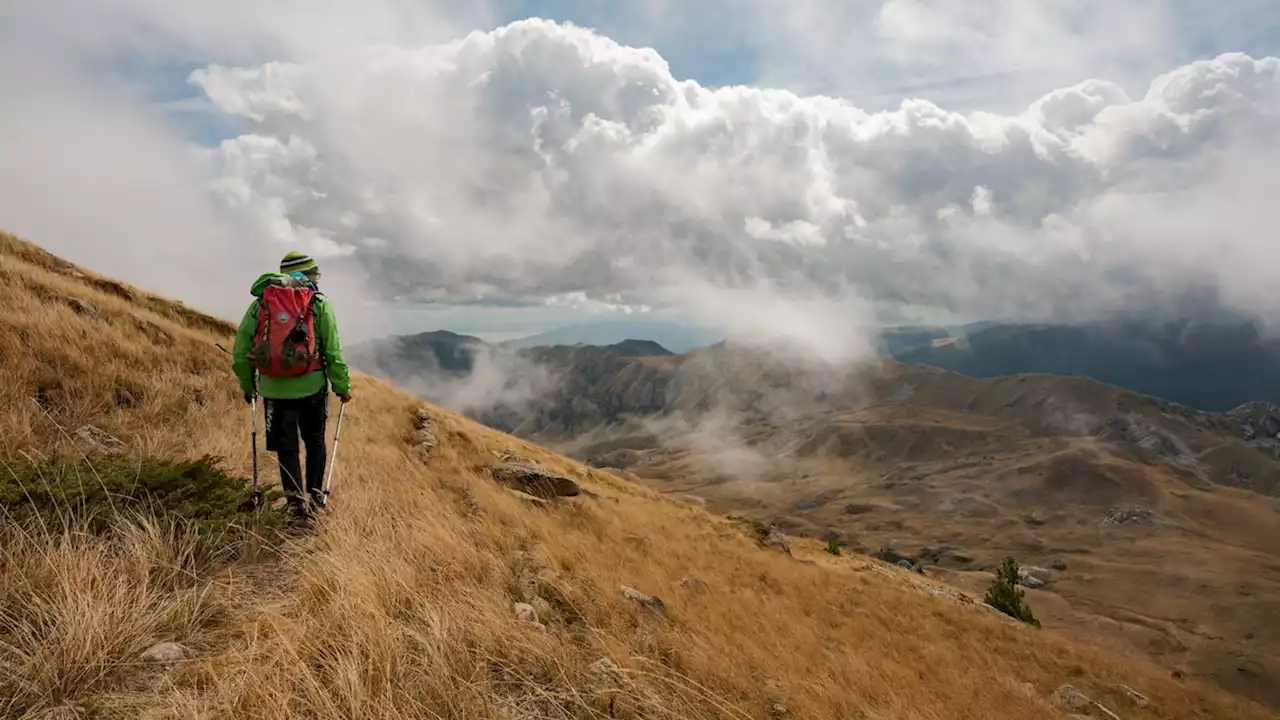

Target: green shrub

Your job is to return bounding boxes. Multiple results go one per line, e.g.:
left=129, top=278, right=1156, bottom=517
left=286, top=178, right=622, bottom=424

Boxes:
left=825, top=537, right=842, bottom=556
left=0, top=453, right=289, bottom=562
left=983, top=556, right=1041, bottom=627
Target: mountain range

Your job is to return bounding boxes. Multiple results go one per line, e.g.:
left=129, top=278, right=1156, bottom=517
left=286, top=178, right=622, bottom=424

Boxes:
left=347, top=325, right=1280, bottom=710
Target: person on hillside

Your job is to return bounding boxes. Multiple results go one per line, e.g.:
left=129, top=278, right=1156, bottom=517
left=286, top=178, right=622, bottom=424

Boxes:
left=232, top=251, right=351, bottom=524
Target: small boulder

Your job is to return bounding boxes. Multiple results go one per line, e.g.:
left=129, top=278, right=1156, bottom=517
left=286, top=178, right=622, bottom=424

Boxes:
left=588, top=657, right=627, bottom=689
left=489, top=461, right=581, bottom=499
left=73, top=425, right=126, bottom=456
left=65, top=297, right=103, bottom=323
left=1050, top=558, right=1069, bottom=571
left=763, top=526, right=792, bottom=555
left=1049, top=684, right=1121, bottom=720
left=1018, top=567, right=1049, bottom=589
left=1101, top=506, right=1163, bottom=529
left=141, top=641, right=185, bottom=663
left=678, top=576, right=709, bottom=594
left=1050, top=684, right=1091, bottom=712
left=872, top=547, right=916, bottom=569
left=619, top=585, right=666, bottom=618
left=411, top=409, right=439, bottom=455
left=1118, top=684, right=1149, bottom=707
left=513, top=602, right=538, bottom=623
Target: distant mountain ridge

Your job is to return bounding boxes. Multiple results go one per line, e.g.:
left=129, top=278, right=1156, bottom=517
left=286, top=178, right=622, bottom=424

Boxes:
left=354, top=315, right=1280, bottom=414
left=889, top=317, right=1280, bottom=411
left=499, top=319, right=720, bottom=353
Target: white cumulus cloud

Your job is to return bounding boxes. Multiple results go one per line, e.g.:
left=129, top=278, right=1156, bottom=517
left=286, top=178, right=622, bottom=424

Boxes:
left=187, top=20, right=1280, bottom=356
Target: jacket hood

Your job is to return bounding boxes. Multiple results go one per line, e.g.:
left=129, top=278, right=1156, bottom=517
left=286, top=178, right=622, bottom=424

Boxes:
left=249, top=272, right=313, bottom=297
left=249, top=273, right=284, bottom=297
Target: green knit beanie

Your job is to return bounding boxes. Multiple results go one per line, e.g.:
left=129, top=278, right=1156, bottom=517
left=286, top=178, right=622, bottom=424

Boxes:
left=279, top=251, right=318, bottom=274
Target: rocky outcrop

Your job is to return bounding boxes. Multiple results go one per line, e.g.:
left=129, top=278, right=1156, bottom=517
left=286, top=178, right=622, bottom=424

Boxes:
left=1101, top=506, right=1164, bottom=529
left=412, top=408, right=438, bottom=456
left=1229, top=401, right=1280, bottom=441
left=488, top=461, right=581, bottom=499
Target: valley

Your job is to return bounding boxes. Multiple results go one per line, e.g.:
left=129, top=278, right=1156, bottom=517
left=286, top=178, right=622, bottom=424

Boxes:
left=351, top=331, right=1280, bottom=711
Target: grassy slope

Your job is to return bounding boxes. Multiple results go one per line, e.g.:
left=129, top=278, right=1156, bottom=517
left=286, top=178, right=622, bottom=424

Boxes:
left=1, top=231, right=1275, bottom=719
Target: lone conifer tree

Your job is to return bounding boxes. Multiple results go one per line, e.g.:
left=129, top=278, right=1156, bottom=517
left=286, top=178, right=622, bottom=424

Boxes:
left=983, top=556, right=1041, bottom=627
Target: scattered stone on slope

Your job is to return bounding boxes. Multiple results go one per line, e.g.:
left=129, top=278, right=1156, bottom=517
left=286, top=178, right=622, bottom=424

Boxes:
left=512, top=602, right=540, bottom=626
left=619, top=585, right=666, bottom=617
left=140, top=641, right=186, bottom=663
left=1101, top=506, right=1164, bottom=529
left=763, top=525, right=792, bottom=555
left=1050, top=558, right=1069, bottom=571
left=73, top=425, right=126, bottom=456
left=488, top=461, right=581, bottom=499
left=678, top=576, right=709, bottom=593
left=411, top=408, right=438, bottom=456
left=588, top=658, right=626, bottom=686
left=872, top=547, right=917, bottom=570
left=1018, top=566, right=1050, bottom=589
left=65, top=297, right=103, bottom=323
left=1117, top=685, right=1149, bottom=707
left=1048, top=684, right=1121, bottom=720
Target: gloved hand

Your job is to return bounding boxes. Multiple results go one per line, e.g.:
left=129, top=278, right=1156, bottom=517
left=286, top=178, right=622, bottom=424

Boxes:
left=337, top=392, right=352, bottom=404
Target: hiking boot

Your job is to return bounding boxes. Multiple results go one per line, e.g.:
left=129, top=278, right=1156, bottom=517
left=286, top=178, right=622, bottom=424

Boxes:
left=309, top=489, right=327, bottom=510
left=287, top=496, right=317, bottom=528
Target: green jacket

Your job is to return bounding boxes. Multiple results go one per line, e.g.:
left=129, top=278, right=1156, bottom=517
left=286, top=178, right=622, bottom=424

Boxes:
left=232, top=272, right=351, bottom=399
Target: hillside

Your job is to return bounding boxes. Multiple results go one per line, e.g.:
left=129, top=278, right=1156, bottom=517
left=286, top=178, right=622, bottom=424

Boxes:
left=2, top=230, right=1277, bottom=719
left=350, top=333, right=1280, bottom=711
left=890, top=319, right=1280, bottom=412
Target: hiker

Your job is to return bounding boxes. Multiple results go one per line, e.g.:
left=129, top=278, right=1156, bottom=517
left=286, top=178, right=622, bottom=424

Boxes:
left=232, top=251, right=351, bottom=523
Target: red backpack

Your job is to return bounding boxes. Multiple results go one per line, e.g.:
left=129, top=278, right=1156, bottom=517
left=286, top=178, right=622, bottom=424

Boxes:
left=248, top=283, right=325, bottom=377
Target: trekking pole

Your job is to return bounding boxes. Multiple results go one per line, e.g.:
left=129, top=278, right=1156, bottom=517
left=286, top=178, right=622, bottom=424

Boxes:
left=238, top=395, right=265, bottom=513
left=321, top=402, right=346, bottom=508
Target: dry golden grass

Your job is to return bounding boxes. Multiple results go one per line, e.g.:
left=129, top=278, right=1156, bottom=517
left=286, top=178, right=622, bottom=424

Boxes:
left=2, top=230, right=1277, bottom=719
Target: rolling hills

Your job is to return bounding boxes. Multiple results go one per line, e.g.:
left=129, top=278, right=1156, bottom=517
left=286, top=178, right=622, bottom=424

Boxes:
left=3, top=230, right=1277, bottom=719
left=349, top=329, right=1280, bottom=712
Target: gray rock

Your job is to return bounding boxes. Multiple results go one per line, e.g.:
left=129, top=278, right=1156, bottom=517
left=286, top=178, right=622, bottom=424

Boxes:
left=513, top=602, right=538, bottom=623
left=73, top=425, right=126, bottom=456
left=140, top=641, right=185, bottom=663
left=489, top=461, right=581, bottom=499
left=1050, top=558, right=1069, bottom=571
left=619, top=585, right=666, bottom=617
left=1101, top=506, right=1164, bottom=529
left=66, top=297, right=103, bottom=323
left=678, top=576, right=709, bottom=593
left=1050, top=684, right=1092, bottom=711
left=411, top=409, right=438, bottom=455
left=1048, top=684, right=1121, bottom=720
left=1118, top=684, right=1149, bottom=707
left=764, top=526, right=792, bottom=555
left=1017, top=567, right=1049, bottom=589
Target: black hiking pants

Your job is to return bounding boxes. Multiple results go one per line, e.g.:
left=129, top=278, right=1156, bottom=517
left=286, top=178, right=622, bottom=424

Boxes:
left=263, top=389, right=328, bottom=500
